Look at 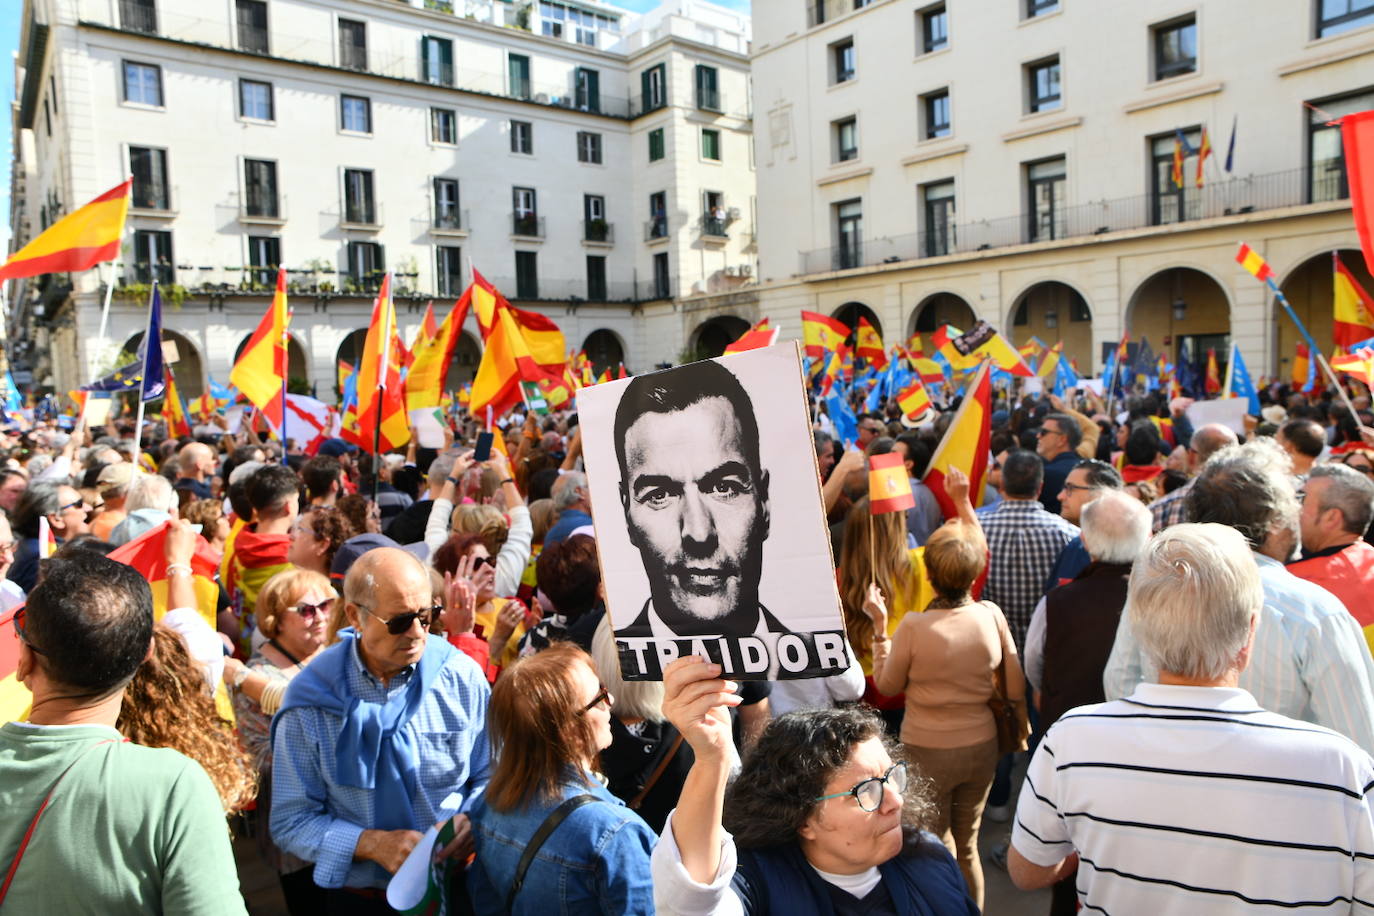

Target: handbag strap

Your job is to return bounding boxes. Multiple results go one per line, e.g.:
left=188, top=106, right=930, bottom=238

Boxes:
left=628, top=734, right=684, bottom=810
left=505, top=793, right=599, bottom=914
left=989, top=604, right=1010, bottom=702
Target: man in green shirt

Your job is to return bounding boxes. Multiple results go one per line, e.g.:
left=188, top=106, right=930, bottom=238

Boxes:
left=1, top=551, right=245, bottom=914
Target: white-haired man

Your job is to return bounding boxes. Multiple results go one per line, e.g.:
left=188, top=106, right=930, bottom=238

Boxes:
left=1010, top=523, right=1374, bottom=913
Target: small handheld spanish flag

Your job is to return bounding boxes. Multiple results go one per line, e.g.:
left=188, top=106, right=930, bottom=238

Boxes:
left=896, top=378, right=932, bottom=424
left=868, top=452, right=915, bottom=515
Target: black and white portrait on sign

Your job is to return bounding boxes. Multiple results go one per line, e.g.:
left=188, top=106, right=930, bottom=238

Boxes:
left=578, top=342, right=849, bottom=680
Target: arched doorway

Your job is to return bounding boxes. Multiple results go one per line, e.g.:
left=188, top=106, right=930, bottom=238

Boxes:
left=1125, top=267, right=1231, bottom=390
left=1277, top=249, right=1374, bottom=380
left=236, top=332, right=309, bottom=393
left=583, top=329, right=627, bottom=376
left=445, top=332, right=481, bottom=390
left=908, top=292, right=975, bottom=337
left=832, top=302, right=880, bottom=342
left=1008, top=282, right=1093, bottom=371
left=118, top=329, right=205, bottom=399
left=690, top=315, right=751, bottom=360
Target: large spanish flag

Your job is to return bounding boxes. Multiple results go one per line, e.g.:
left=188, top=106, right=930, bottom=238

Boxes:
left=802, top=311, right=850, bottom=359
left=854, top=318, right=888, bottom=369
left=347, top=274, right=410, bottom=452
left=470, top=295, right=565, bottom=420
left=406, top=297, right=468, bottom=409
left=162, top=368, right=192, bottom=438
left=230, top=267, right=290, bottom=429
left=1334, top=253, right=1374, bottom=350
left=923, top=361, right=992, bottom=520
left=0, top=179, right=131, bottom=280
left=470, top=269, right=566, bottom=371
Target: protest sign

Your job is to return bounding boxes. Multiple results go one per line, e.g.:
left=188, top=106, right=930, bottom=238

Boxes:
left=578, top=342, right=849, bottom=680
left=1185, top=396, right=1249, bottom=434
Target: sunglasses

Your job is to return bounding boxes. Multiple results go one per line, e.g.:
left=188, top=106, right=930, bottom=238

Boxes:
left=814, top=761, right=908, bottom=813
left=1347, top=463, right=1374, bottom=476
left=471, top=555, right=497, bottom=570
left=356, top=601, right=442, bottom=635
left=290, top=598, right=334, bottom=621
left=579, top=684, right=611, bottom=714
left=12, top=606, right=45, bottom=656
left=58, top=498, right=85, bottom=514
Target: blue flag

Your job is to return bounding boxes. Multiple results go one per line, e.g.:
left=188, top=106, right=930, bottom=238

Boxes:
left=1227, top=344, right=1261, bottom=416
left=1053, top=356, right=1080, bottom=397
left=825, top=389, right=859, bottom=447
left=84, top=361, right=145, bottom=393
left=1, top=373, right=22, bottom=412
left=137, top=286, right=165, bottom=402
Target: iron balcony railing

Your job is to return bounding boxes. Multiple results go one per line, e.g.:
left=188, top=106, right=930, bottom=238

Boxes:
left=583, top=220, right=613, bottom=243
left=512, top=213, right=544, bottom=238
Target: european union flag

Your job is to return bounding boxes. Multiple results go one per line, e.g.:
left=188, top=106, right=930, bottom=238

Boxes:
left=1228, top=344, right=1261, bottom=416
left=137, top=286, right=165, bottom=402
left=84, top=361, right=145, bottom=393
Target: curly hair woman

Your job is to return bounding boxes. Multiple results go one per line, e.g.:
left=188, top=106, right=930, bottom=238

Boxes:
left=286, top=505, right=355, bottom=577
left=116, top=625, right=257, bottom=814
left=651, top=655, right=976, bottom=914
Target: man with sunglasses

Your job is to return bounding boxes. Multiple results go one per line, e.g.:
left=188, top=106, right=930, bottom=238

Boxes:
left=271, top=547, right=491, bottom=911
left=8, top=481, right=90, bottom=594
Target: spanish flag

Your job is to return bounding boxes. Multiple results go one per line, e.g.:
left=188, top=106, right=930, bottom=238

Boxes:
left=1037, top=341, right=1063, bottom=379
left=230, top=267, right=290, bottom=430
left=347, top=274, right=411, bottom=452
left=0, top=606, right=28, bottom=722
left=0, top=179, right=131, bottom=280
left=868, top=452, right=915, bottom=514
left=802, top=311, right=850, bottom=359
left=1235, top=243, right=1275, bottom=284
left=162, top=368, right=192, bottom=438
left=906, top=333, right=925, bottom=356
left=1195, top=127, right=1213, bottom=187
left=470, top=269, right=566, bottom=372
left=1333, top=254, right=1374, bottom=351
left=37, top=517, right=56, bottom=560
left=1171, top=129, right=1189, bottom=190
left=923, top=361, right=991, bottom=519
left=107, top=520, right=220, bottom=629
left=406, top=297, right=467, bottom=409
left=723, top=318, right=778, bottom=354
left=1205, top=348, right=1222, bottom=395
left=1332, top=347, right=1374, bottom=387
left=896, top=378, right=932, bottom=422
left=854, top=318, right=888, bottom=369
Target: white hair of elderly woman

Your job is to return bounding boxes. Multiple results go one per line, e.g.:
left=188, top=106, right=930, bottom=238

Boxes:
left=590, top=614, right=665, bottom=723
left=124, top=472, right=178, bottom=514
left=1126, top=522, right=1263, bottom=682
left=1080, top=489, right=1153, bottom=565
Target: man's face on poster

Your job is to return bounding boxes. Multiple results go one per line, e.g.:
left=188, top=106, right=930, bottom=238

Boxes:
left=621, top=395, right=770, bottom=629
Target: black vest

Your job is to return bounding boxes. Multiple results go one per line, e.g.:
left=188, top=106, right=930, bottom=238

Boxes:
left=1041, top=561, right=1132, bottom=729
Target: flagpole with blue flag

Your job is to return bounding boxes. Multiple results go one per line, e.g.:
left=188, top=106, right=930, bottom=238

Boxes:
left=131, top=282, right=166, bottom=466
left=1222, top=343, right=1261, bottom=416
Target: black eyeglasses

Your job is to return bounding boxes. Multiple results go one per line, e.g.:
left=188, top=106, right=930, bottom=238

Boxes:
left=1038, top=427, right=1062, bottom=438
left=579, top=684, right=611, bottom=714
left=12, top=607, right=45, bottom=656
left=814, top=762, right=908, bottom=812
left=1060, top=482, right=1098, bottom=494
left=356, top=602, right=442, bottom=635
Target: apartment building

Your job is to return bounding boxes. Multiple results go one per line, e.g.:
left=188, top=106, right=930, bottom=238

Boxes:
left=5, top=0, right=755, bottom=397
left=744, top=0, right=1374, bottom=381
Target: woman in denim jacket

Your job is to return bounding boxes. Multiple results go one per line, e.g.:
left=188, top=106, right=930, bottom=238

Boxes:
left=466, top=643, right=656, bottom=914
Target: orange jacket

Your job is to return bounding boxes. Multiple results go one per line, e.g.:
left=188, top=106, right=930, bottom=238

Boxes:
left=1288, top=540, right=1374, bottom=656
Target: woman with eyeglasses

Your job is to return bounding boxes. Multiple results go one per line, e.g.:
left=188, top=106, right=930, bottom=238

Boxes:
left=465, top=642, right=656, bottom=915
left=652, top=656, right=976, bottom=915
left=224, top=567, right=335, bottom=915
left=285, top=505, right=356, bottom=577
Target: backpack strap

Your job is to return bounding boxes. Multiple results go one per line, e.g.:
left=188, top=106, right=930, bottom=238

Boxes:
left=505, top=793, right=599, bottom=914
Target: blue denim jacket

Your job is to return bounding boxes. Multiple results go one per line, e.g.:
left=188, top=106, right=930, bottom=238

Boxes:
left=466, top=778, right=655, bottom=915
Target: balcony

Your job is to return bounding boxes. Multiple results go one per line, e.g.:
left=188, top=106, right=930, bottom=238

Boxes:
left=512, top=212, right=544, bottom=239
left=238, top=24, right=269, bottom=53
left=631, top=93, right=668, bottom=118
left=340, top=202, right=383, bottom=230
left=700, top=215, right=729, bottom=239
left=431, top=207, right=470, bottom=236
left=798, top=165, right=1348, bottom=276
left=645, top=217, right=670, bottom=242
left=240, top=194, right=287, bottom=225
left=583, top=219, right=613, bottom=245
left=478, top=276, right=637, bottom=302
left=119, top=0, right=157, bottom=33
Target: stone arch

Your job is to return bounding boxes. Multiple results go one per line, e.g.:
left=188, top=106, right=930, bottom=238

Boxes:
left=1276, top=249, right=1374, bottom=380
left=1007, top=281, right=1093, bottom=372
left=832, top=302, right=880, bottom=341
left=908, top=292, right=976, bottom=336
left=118, top=329, right=205, bottom=399
left=583, top=328, right=628, bottom=376
left=446, top=331, right=481, bottom=390
left=1124, top=266, right=1232, bottom=386
left=689, top=315, right=751, bottom=360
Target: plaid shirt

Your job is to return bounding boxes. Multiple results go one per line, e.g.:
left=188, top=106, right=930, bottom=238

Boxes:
left=980, top=498, right=1078, bottom=652
left=1148, top=478, right=1193, bottom=532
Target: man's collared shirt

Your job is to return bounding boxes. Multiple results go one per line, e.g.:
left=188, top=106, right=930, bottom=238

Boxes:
left=980, top=498, right=1078, bottom=652
left=1147, top=478, right=1194, bottom=532
left=1039, top=451, right=1079, bottom=515
left=271, top=638, right=491, bottom=889
left=1103, top=552, right=1374, bottom=756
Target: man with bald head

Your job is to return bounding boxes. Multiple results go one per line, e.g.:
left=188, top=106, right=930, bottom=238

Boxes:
left=1146, top=422, right=1239, bottom=532
left=271, top=547, right=491, bottom=908
left=173, top=441, right=216, bottom=500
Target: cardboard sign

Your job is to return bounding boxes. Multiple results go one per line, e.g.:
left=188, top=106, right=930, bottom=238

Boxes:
left=577, top=342, right=849, bottom=681
left=1185, top=397, right=1249, bottom=434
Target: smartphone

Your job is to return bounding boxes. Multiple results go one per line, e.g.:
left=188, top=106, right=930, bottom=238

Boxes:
left=472, top=431, right=494, bottom=462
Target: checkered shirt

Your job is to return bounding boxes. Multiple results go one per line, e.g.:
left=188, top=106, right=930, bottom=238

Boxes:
left=980, top=498, right=1078, bottom=652
left=1148, top=478, right=1193, bottom=533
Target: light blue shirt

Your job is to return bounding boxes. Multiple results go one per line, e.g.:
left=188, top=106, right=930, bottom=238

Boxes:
left=1103, top=551, right=1374, bottom=755
left=270, top=638, right=491, bottom=889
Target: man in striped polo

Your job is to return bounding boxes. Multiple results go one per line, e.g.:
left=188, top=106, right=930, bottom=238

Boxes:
left=1009, top=523, right=1374, bottom=913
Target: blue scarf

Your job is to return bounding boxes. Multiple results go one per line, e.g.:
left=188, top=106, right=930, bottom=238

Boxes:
left=272, top=628, right=456, bottom=830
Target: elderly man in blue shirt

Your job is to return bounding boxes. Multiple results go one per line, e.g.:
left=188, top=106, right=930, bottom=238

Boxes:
left=271, top=547, right=491, bottom=911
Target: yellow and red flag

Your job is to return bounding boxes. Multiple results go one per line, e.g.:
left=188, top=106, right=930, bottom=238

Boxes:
left=108, top=520, right=220, bottom=628
left=1293, top=343, right=1310, bottom=389
left=802, top=311, right=850, bottom=359
left=37, top=517, right=56, bottom=560
left=724, top=318, right=778, bottom=354
left=230, top=267, right=290, bottom=430
left=0, top=605, right=29, bottom=722
left=1037, top=341, right=1063, bottom=379
left=345, top=274, right=410, bottom=452
left=470, top=293, right=566, bottom=419
left=163, top=369, right=192, bottom=438
left=906, top=333, right=925, bottom=356
left=1205, top=348, right=1222, bottom=395
left=470, top=269, right=566, bottom=371
left=1195, top=127, right=1213, bottom=187
left=923, top=361, right=992, bottom=519
left=854, top=318, right=888, bottom=369
left=950, top=321, right=1034, bottom=377
left=896, top=378, right=932, bottom=423
left=406, top=297, right=467, bottom=409
left=0, top=179, right=130, bottom=280
left=1236, top=243, right=1275, bottom=283
left=1334, top=254, right=1374, bottom=350
left=868, top=452, right=915, bottom=515
left=1332, top=347, right=1374, bottom=386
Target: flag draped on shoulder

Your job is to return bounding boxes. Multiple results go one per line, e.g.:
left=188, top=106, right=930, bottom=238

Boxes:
left=802, top=311, right=850, bottom=359
left=230, top=267, right=290, bottom=429
left=1333, top=253, right=1374, bottom=351
left=923, top=362, right=992, bottom=519
left=0, top=179, right=130, bottom=280
left=345, top=274, right=410, bottom=453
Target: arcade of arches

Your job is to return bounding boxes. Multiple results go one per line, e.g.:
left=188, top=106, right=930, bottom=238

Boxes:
left=1008, top=282, right=1093, bottom=370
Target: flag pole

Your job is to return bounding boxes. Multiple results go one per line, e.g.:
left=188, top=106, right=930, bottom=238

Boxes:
left=131, top=279, right=158, bottom=469
left=1262, top=273, right=1363, bottom=428
left=372, top=272, right=392, bottom=502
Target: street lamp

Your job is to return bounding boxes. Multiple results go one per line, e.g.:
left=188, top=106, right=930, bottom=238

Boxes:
left=1172, top=297, right=1187, bottom=322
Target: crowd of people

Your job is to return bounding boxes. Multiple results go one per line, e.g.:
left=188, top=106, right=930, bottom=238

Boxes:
left=2, top=371, right=1374, bottom=915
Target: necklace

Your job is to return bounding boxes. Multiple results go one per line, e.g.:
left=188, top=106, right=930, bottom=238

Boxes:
left=268, top=638, right=303, bottom=668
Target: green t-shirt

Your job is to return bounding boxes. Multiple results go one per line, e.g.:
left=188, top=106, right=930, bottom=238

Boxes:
left=0, top=722, right=246, bottom=915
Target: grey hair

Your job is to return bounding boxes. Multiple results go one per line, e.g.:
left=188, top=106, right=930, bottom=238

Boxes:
left=553, top=471, right=587, bottom=510
left=1185, top=437, right=1299, bottom=550
left=228, top=460, right=265, bottom=486
left=1127, top=523, right=1262, bottom=681
left=124, top=473, right=176, bottom=514
left=428, top=452, right=458, bottom=486
left=1308, top=463, right=1374, bottom=535
left=590, top=615, right=665, bottom=723
left=1080, top=490, right=1152, bottom=564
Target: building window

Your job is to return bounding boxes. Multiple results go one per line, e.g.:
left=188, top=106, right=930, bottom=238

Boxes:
left=923, top=89, right=950, bottom=139
left=834, top=116, right=858, bottom=162
left=1309, top=89, right=1374, bottom=201
left=649, top=191, right=668, bottom=238
left=586, top=255, right=607, bottom=299
left=236, top=0, right=269, bottom=53
left=436, top=246, right=463, bottom=296
left=132, top=229, right=174, bottom=284
left=247, top=235, right=280, bottom=286
left=1027, top=157, right=1065, bottom=242
left=347, top=241, right=384, bottom=291
left=341, top=95, right=371, bottom=133
left=513, top=187, right=538, bottom=236
left=244, top=159, right=279, bottom=218
left=641, top=63, right=667, bottom=112
left=648, top=127, right=665, bottom=162
left=431, top=108, right=457, bottom=145
left=575, top=67, right=601, bottom=113
left=584, top=194, right=608, bottom=241
left=653, top=252, right=670, bottom=298
left=122, top=61, right=163, bottom=106
left=1153, top=15, right=1197, bottom=80
left=129, top=147, right=169, bottom=210
left=339, top=18, right=367, bottom=70
left=434, top=178, right=461, bottom=229
left=701, top=129, right=721, bottom=161
left=507, top=54, right=532, bottom=101
left=835, top=199, right=862, bottom=270
left=343, top=168, right=376, bottom=224
left=119, top=0, right=158, bottom=34
left=923, top=180, right=956, bottom=256
left=1317, top=0, right=1374, bottom=37
left=832, top=39, right=855, bottom=84
left=1026, top=0, right=1058, bottom=17
left=1027, top=57, right=1062, bottom=113
left=1150, top=129, right=1200, bottom=224
left=921, top=4, right=947, bottom=53
left=239, top=79, right=273, bottom=121
left=703, top=190, right=727, bottom=236
left=695, top=65, right=720, bottom=111
left=516, top=251, right=539, bottom=299
left=421, top=36, right=454, bottom=86
left=510, top=120, right=533, bottom=154
left=577, top=131, right=603, bottom=164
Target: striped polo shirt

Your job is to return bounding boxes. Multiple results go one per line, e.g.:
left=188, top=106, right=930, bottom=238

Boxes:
left=1012, top=683, right=1374, bottom=914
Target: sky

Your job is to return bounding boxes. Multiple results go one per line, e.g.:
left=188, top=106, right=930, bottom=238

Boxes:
left=613, top=0, right=749, bottom=12
left=0, top=0, right=19, bottom=251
